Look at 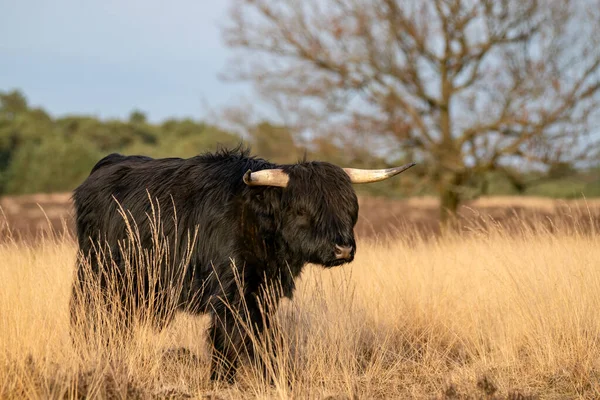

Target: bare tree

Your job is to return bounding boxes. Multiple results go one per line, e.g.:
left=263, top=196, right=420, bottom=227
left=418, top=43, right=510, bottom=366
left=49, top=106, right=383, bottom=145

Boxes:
left=221, top=0, right=600, bottom=221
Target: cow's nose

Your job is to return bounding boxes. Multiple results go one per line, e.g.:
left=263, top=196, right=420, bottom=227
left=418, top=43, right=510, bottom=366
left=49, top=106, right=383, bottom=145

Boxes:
left=334, top=244, right=353, bottom=260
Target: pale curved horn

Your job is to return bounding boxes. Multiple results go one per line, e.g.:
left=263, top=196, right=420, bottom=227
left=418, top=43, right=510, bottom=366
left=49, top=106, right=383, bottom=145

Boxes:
left=243, top=169, right=290, bottom=187
left=343, top=162, right=416, bottom=184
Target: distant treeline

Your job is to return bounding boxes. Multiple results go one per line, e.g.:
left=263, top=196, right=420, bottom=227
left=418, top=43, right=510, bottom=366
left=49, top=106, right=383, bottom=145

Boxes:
left=0, top=90, right=241, bottom=195
left=1, top=89, right=598, bottom=199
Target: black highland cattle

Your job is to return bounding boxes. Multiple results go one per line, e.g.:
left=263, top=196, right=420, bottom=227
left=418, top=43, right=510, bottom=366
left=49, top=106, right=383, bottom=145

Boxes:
left=69, top=146, right=414, bottom=382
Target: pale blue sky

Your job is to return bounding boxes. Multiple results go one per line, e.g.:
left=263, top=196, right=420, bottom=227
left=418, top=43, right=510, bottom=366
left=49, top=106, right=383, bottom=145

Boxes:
left=0, top=0, right=249, bottom=123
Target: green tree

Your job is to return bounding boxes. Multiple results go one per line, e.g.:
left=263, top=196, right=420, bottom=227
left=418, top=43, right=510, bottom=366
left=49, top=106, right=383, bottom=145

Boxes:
left=6, top=133, right=102, bottom=194
left=0, top=90, right=54, bottom=194
left=129, top=110, right=148, bottom=125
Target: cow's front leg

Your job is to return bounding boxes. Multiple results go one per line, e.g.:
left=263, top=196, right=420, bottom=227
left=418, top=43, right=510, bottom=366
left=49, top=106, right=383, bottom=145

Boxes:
left=207, top=291, right=274, bottom=383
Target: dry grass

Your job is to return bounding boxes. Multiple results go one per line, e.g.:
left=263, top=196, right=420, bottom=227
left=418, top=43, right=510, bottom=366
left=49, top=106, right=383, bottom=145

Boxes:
left=1, top=204, right=600, bottom=399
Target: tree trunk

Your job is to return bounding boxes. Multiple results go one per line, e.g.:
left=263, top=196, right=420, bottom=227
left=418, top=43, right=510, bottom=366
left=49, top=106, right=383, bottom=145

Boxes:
left=439, top=172, right=465, bottom=226
left=440, top=184, right=461, bottom=224
left=438, top=46, right=462, bottom=227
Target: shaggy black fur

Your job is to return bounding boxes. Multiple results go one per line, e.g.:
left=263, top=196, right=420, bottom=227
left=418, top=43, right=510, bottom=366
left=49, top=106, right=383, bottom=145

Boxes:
left=69, top=146, right=359, bottom=382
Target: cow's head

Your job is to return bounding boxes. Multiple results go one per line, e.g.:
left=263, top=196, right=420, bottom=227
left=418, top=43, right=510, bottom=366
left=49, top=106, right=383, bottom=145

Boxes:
left=243, top=161, right=415, bottom=268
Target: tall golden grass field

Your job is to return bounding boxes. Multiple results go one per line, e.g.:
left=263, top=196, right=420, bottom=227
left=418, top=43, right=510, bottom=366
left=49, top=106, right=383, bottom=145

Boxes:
left=1, top=200, right=599, bottom=399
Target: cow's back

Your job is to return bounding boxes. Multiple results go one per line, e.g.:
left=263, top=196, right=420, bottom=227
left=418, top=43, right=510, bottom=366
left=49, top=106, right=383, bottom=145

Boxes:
left=71, top=149, right=271, bottom=269
left=73, top=154, right=186, bottom=254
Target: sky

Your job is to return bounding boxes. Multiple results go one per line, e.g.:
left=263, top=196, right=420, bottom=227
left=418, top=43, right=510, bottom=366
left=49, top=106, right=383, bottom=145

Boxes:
left=0, top=0, right=250, bottom=123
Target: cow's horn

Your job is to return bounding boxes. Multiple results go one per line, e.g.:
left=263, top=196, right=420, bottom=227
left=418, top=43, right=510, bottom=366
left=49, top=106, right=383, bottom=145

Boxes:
left=243, top=169, right=290, bottom=187
left=343, top=162, right=416, bottom=184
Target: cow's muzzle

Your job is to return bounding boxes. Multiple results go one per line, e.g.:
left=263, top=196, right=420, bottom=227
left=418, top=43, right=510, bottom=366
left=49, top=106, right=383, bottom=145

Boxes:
left=334, top=244, right=354, bottom=261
